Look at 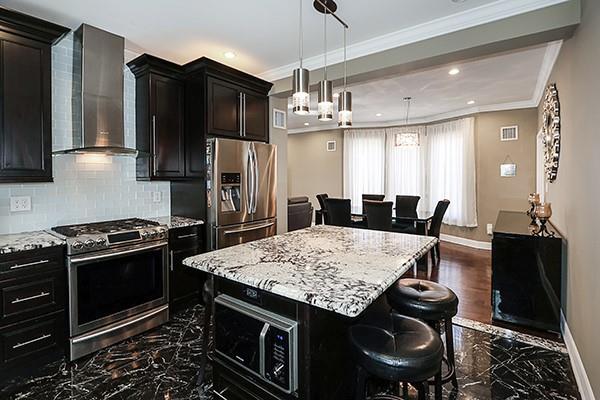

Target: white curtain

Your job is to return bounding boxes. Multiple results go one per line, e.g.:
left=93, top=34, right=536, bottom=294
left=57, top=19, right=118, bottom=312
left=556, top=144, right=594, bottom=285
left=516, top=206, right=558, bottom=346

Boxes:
left=385, top=126, right=427, bottom=211
left=426, top=117, right=477, bottom=227
left=343, top=129, right=386, bottom=213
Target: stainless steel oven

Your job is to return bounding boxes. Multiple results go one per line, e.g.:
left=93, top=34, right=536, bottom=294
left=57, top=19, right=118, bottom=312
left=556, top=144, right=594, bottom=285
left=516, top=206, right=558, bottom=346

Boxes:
left=67, top=239, right=169, bottom=360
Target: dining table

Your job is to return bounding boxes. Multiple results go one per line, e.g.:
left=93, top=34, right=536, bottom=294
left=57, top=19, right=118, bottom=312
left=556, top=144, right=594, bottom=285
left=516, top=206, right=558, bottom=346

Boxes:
left=351, top=210, right=435, bottom=235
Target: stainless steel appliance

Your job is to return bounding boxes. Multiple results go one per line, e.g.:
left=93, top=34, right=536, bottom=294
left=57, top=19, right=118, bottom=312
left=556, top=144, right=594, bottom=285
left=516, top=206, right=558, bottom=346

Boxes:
left=214, top=294, right=298, bottom=394
left=206, top=138, right=277, bottom=250
left=51, top=218, right=169, bottom=360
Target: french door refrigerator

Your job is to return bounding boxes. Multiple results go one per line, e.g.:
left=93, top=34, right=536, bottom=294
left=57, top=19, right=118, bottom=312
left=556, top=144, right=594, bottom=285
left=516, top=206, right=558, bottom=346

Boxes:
left=206, top=138, right=277, bottom=250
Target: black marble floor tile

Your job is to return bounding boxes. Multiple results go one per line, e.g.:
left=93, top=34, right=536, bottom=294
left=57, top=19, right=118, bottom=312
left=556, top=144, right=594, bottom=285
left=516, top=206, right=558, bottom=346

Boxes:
left=0, top=305, right=580, bottom=400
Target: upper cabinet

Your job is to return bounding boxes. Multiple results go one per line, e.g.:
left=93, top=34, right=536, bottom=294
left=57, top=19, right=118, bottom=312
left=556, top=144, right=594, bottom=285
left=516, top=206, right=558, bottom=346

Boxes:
left=0, top=8, right=69, bottom=183
left=128, top=55, right=186, bottom=180
left=128, top=55, right=272, bottom=181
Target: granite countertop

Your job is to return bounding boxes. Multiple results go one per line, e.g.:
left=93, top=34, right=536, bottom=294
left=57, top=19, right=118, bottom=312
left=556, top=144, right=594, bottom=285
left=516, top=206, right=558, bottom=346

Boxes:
left=148, top=216, right=205, bottom=230
left=183, top=225, right=437, bottom=318
left=0, top=231, right=65, bottom=255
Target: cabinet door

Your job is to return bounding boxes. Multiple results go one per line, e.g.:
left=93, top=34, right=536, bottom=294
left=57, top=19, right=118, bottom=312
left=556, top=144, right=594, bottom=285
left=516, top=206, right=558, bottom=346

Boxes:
left=0, top=36, right=52, bottom=182
left=243, top=90, right=269, bottom=142
left=170, top=246, right=203, bottom=310
left=207, top=77, right=242, bottom=138
left=151, top=74, right=185, bottom=178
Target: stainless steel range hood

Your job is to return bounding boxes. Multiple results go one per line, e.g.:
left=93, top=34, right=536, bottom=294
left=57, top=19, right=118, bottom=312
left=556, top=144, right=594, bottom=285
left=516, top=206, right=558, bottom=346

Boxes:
left=54, top=24, right=136, bottom=155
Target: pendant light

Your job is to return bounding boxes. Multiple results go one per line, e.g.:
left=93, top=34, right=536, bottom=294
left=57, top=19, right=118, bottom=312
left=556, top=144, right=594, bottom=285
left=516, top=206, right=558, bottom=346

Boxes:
left=395, top=97, right=420, bottom=146
left=292, top=0, right=310, bottom=115
left=338, top=27, right=352, bottom=127
left=318, top=8, right=333, bottom=121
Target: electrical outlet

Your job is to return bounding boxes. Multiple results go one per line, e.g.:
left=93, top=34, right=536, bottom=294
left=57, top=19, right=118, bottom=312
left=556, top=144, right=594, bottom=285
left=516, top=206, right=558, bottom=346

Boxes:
left=486, top=223, right=493, bottom=235
left=152, top=192, right=162, bottom=203
left=10, top=196, right=31, bottom=212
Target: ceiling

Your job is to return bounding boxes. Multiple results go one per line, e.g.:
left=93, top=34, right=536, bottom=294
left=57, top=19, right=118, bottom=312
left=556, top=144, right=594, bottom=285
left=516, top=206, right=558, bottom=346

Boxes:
left=286, top=42, right=561, bottom=132
left=1, top=0, right=550, bottom=76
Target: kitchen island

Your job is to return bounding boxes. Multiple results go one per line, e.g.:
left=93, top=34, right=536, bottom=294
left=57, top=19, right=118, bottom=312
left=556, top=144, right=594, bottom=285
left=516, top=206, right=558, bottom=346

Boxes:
left=183, top=225, right=437, bottom=399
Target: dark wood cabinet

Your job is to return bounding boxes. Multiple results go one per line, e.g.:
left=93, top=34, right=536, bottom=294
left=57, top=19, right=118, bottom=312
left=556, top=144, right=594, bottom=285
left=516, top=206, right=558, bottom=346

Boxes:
left=128, top=55, right=186, bottom=180
left=0, top=246, right=67, bottom=378
left=168, top=225, right=206, bottom=311
left=0, top=8, right=68, bottom=183
left=243, top=89, right=269, bottom=141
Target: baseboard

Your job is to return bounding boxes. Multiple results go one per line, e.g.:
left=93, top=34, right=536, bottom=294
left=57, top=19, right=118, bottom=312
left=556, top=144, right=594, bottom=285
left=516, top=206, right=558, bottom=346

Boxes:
left=562, top=312, right=596, bottom=400
left=439, top=233, right=491, bottom=250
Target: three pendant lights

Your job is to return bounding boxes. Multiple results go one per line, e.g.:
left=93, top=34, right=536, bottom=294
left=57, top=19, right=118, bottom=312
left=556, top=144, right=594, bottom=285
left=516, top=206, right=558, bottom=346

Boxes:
left=292, top=0, right=352, bottom=127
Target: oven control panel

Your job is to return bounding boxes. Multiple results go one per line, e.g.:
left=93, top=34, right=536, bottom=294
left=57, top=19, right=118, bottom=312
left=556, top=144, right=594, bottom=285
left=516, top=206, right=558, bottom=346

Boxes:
left=66, top=227, right=168, bottom=255
left=264, top=326, right=292, bottom=390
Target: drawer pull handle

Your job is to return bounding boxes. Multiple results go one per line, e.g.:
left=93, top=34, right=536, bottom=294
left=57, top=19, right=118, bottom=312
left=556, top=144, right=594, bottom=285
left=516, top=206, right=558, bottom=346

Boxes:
left=10, top=259, right=50, bottom=270
left=13, top=333, right=51, bottom=349
left=177, top=233, right=197, bottom=239
left=11, top=291, right=50, bottom=304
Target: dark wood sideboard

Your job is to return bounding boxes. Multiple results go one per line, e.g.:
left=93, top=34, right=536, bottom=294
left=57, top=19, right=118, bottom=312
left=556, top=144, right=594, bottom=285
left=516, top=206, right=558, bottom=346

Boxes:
left=492, top=211, right=564, bottom=333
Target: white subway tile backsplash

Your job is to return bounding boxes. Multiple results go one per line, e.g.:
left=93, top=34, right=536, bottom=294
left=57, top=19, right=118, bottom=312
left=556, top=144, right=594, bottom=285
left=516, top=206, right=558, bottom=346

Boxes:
left=0, top=33, right=170, bottom=234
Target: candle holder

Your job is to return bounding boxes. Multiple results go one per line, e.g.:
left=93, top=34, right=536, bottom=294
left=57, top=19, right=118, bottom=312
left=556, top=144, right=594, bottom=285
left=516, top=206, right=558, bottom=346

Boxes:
left=533, top=203, right=555, bottom=237
left=526, top=193, right=541, bottom=221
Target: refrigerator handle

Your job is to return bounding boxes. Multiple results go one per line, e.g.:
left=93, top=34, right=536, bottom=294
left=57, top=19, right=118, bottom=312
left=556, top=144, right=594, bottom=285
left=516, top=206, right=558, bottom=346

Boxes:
left=253, top=146, right=259, bottom=214
left=239, top=93, right=244, bottom=137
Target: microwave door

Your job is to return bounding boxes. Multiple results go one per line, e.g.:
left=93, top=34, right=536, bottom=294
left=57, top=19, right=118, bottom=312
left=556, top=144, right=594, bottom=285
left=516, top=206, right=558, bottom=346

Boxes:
left=251, top=142, right=277, bottom=222
left=214, top=138, right=252, bottom=226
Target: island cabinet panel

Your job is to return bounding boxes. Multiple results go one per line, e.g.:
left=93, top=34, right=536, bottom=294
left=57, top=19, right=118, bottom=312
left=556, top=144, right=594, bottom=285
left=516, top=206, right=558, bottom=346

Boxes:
left=0, top=9, right=68, bottom=183
left=168, top=225, right=205, bottom=311
left=491, top=211, right=563, bottom=333
left=0, top=246, right=67, bottom=379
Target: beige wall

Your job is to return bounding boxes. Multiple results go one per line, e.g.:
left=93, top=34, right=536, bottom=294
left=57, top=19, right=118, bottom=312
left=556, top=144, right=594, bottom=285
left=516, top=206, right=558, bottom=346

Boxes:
left=287, top=109, right=538, bottom=242
left=443, top=109, right=538, bottom=242
left=269, top=97, right=288, bottom=234
left=538, top=0, right=599, bottom=395
left=287, top=129, right=344, bottom=212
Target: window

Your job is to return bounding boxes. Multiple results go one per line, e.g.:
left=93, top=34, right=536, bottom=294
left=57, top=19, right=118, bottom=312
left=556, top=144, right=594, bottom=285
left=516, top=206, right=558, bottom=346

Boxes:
left=343, top=117, right=477, bottom=227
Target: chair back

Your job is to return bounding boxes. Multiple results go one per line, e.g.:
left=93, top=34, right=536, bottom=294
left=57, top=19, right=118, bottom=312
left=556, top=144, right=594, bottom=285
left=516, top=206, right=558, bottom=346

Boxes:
left=324, top=198, right=352, bottom=227
left=429, top=199, right=451, bottom=238
left=316, top=193, right=329, bottom=210
left=364, top=201, right=393, bottom=231
left=395, top=195, right=421, bottom=218
left=288, top=197, right=313, bottom=231
left=362, top=194, right=385, bottom=214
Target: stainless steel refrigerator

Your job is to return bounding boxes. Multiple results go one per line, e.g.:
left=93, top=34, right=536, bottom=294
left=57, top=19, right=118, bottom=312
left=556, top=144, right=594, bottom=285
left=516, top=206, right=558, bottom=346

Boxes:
left=206, top=138, right=277, bottom=250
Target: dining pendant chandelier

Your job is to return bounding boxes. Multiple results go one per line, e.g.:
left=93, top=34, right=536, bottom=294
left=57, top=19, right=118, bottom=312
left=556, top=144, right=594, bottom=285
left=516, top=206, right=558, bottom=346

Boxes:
left=338, top=27, right=352, bottom=127
left=292, top=0, right=310, bottom=115
left=317, top=8, right=333, bottom=121
left=395, top=97, right=420, bottom=146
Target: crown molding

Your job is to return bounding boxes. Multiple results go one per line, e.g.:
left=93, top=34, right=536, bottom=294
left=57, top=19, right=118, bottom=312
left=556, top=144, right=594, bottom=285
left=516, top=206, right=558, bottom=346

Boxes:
left=259, top=0, right=569, bottom=82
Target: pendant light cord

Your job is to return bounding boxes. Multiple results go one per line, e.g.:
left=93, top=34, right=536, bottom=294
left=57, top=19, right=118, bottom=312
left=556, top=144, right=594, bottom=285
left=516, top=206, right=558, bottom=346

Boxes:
left=323, top=9, right=327, bottom=79
left=405, top=98, right=411, bottom=125
left=343, top=27, right=347, bottom=90
left=299, top=0, right=303, bottom=68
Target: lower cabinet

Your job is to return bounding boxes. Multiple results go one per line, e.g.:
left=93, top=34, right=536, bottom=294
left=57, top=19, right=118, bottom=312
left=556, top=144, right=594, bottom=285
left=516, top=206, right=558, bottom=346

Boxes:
left=169, top=225, right=206, bottom=311
left=0, top=246, right=67, bottom=379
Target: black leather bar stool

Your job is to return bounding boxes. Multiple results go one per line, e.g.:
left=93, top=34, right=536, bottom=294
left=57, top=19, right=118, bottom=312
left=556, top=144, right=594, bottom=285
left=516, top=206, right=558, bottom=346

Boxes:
left=349, top=313, right=444, bottom=400
left=386, top=279, right=459, bottom=388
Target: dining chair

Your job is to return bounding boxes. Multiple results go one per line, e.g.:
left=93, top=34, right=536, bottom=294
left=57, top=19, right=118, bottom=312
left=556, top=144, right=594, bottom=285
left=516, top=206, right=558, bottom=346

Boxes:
left=428, top=199, right=451, bottom=264
left=361, top=194, right=385, bottom=214
left=316, top=193, right=329, bottom=224
left=324, top=198, right=352, bottom=227
left=395, top=195, right=420, bottom=218
left=364, top=200, right=393, bottom=231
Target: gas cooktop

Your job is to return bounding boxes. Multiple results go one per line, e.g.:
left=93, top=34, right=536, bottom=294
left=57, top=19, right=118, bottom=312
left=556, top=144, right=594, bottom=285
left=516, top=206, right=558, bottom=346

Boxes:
left=51, top=218, right=168, bottom=255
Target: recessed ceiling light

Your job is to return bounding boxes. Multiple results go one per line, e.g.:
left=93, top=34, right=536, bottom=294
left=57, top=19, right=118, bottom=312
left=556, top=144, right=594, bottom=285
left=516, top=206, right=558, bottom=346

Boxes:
left=223, top=51, right=236, bottom=59
left=448, top=68, right=460, bottom=75
left=467, top=100, right=475, bottom=105
left=451, top=0, right=467, bottom=3
left=376, top=113, right=382, bottom=117
left=304, top=122, right=310, bottom=126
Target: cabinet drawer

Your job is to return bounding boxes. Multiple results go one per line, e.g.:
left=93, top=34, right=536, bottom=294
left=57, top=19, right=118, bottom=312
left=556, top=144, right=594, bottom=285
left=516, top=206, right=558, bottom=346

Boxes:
left=0, top=311, right=65, bottom=367
left=0, top=269, right=66, bottom=327
left=0, top=247, right=64, bottom=275
left=169, top=226, right=201, bottom=250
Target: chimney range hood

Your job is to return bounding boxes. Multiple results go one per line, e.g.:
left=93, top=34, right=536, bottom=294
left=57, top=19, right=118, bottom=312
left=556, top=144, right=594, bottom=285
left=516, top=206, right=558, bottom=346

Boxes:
left=54, top=24, right=136, bottom=155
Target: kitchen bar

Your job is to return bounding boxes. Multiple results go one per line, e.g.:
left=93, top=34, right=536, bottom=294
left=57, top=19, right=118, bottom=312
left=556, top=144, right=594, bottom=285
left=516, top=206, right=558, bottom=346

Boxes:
left=183, top=225, right=437, bottom=399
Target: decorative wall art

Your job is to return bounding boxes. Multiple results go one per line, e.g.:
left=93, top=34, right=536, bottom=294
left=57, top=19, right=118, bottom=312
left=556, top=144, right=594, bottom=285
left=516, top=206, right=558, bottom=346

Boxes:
left=541, top=83, right=561, bottom=182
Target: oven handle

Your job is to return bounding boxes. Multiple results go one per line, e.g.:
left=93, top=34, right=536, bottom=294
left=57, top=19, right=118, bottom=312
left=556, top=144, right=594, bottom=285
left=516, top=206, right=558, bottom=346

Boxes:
left=71, top=305, right=169, bottom=344
left=70, top=242, right=167, bottom=265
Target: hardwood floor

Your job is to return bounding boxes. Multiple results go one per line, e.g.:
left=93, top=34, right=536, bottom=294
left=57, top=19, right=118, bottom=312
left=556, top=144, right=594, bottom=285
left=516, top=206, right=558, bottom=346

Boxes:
left=410, top=241, right=561, bottom=341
